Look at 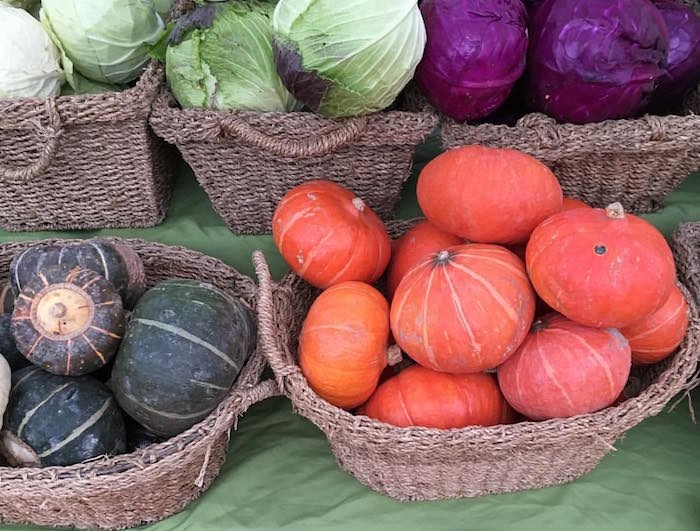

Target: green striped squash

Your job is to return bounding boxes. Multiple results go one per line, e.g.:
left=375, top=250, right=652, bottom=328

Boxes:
left=3, top=366, right=126, bottom=466
left=10, top=239, right=146, bottom=308
left=111, top=279, right=256, bottom=438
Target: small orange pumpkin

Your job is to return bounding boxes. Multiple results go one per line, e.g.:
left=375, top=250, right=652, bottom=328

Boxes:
left=273, top=181, right=391, bottom=289
left=562, top=197, right=590, bottom=211
left=299, top=281, right=397, bottom=409
left=390, top=244, right=535, bottom=373
left=386, top=220, right=463, bottom=299
left=620, top=284, right=690, bottom=365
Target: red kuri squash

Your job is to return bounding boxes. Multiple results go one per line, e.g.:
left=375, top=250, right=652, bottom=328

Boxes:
left=386, top=220, right=463, bottom=299
left=416, top=145, right=563, bottom=244
left=361, top=364, right=515, bottom=428
left=526, top=203, right=676, bottom=328
left=273, top=180, right=391, bottom=289
left=299, top=281, right=397, bottom=410
left=497, top=313, right=632, bottom=420
left=390, top=244, right=536, bottom=373
left=620, top=284, right=690, bottom=365
left=562, top=197, right=590, bottom=211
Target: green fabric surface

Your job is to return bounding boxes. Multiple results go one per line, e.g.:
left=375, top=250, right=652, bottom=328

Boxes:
left=0, top=137, right=699, bottom=530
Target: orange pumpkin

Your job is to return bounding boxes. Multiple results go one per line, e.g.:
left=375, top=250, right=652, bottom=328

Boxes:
left=386, top=220, right=463, bottom=299
left=526, top=203, right=676, bottom=328
left=390, top=244, right=536, bottom=373
left=620, top=284, right=690, bottom=365
left=273, top=180, right=391, bottom=289
left=299, top=281, right=396, bottom=409
left=417, top=145, right=562, bottom=244
left=497, top=313, right=631, bottom=420
left=361, top=365, right=515, bottom=428
left=562, top=197, right=590, bottom=211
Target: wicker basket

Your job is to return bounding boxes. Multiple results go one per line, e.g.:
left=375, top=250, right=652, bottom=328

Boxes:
left=251, top=221, right=700, bottom=501
left=439, top=1, right=700, bottom=215
left=0, top=63, right=174, bottom=232
left=0, top=239, right=278, bottom=529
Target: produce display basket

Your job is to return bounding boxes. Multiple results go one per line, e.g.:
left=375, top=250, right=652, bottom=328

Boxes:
left=150, top=89, right=438, bottom=234
left=0, top=239, right=278, bottom=530
left=251, top=221, right=700, bottom=501
left=0, top=62, right=174, bottom=232
left=439, top=0, right=700, bottom=215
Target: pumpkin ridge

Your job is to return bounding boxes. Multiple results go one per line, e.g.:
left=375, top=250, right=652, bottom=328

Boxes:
left=442, top=265, right=480, bottom=361
left=323, top=226, right=361, bottom=285
left=469, top=252, right=529, bottom=282
left=296, top=230, right=335, bottom=277
left=86, top=242, right=110, bottom=281
left=37, top=397, right=113, bottom=459
left=395, top=377, right=415, bottom=426
left=448, top=261, right=518, bottom=323
left=9, top=367, right=41, bottom=397
left=623, top=296, right=687, bottom=342
left=534, top=332, right=576, bottom=412
left=546, top=327, right=620, bottom=400
left=421, top=267, right=440, bottom=370
left=17, top=383, right=72, bottom=438
left=275, top=205, right=317, bottom=250
left=118, top=388, right=215, bottom=420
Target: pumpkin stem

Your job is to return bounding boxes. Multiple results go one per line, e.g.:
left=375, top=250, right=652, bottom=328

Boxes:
left=435, top=250, right=452, bottom=264
left=386, top=344, right=403, bottom=366
left=351, top=197, right=365, bottom=213
left=605, top=202, right=625, bottom=219
left=531, top=319, right=547, bottom=332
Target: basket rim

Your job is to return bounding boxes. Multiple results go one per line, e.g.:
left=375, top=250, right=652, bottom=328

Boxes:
left=0, top=237, right=277, bottom=482
left=251, top=222, right=700, bottom=445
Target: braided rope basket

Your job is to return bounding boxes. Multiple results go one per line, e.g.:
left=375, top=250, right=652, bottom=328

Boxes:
left=0, top=239, right=277, bottom=529
left=251, top=220, right=700, bottom=501
left=439, top=0, right=700, bottom=214
left=149, top=1, right=437, bottom=235
left=0, top=62, right=175, bottom=232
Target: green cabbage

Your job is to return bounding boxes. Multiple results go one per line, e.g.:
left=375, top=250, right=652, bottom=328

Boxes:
left=165, top=1, right=298, bottom=112
left=0, top=3, right=64, bottom=99
left=272, top=0, right=426, bottom=117
left=4, top=0, right=39, bottom=16
left=40, top=0, right=164, bottom=85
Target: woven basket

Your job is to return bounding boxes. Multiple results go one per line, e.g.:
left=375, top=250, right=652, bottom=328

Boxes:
left=439, top=1, right=700, bottom=215
left=0, top=239, right=278, bottom=529
left=0, top=63, right=174, bottom=232
left=251, top=221, right=700, bottom=501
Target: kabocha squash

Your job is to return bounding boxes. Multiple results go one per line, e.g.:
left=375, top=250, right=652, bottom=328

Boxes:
left=497, top=313, right=631, bottom=420
left=390, top=245, right=536, bottom=373
left=0, top=315, right=30, bottom=372
left=111, top=279, right=256, bottom=438
left=385, top=220, right=463, bottom=299
left=526, top=203, right=676, bottom=328
left=620, top=285, right=690, bottom=365
left=361, top=365, right=515, bottom=429
left=299, top=281, right=396, bottom=410
left=1, top=366, right=126, bottom=467
left=1, top=283, right=14, bottom=313
left=11, top=266, right=125, bottom=376
left=273, top=180, right=391, bottom=289
left=10, top=239, right=146, bottom=308
left=417, top=145, right=563, bottom=244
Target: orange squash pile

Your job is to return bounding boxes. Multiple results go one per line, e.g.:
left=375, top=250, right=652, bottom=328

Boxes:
left=272, top=145, right=689, bottom=427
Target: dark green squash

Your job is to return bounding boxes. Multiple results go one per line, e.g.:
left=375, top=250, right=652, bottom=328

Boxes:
left=124, top=414, right=164, bottom=452
left=10, top=239, right=146, bottom=308
left=1, top=283, right=14, bottom=314
left=0, top=315, right=30, bottom=372
left=11, top=266, right=125, bottom=376
left=1, top=366, right=126, bottom=467
left=111, top=279, right=256, bottom=438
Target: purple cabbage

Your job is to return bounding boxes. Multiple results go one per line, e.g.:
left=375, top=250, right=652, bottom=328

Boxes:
left=650, top=0, right=700, bottom=104
left=415, top=0, right=528, bottom=122
left=525, top=0, right=670, bottom=124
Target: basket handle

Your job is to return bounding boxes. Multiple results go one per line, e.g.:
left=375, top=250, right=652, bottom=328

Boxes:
left=0, top=99, right=62, bottom=181
left=218, top=114, right=369, bottom=158
left=252, top=250, right=303, bottom=386
left=515, top=112, right=562, bottom=149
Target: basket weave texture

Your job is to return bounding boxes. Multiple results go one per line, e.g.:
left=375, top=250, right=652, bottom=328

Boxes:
left=0, top=63, right=174, bottom=232
left=251, top=220, right=700, bottom=501
left=439, top=0, right=700, bottom=214
left=0, top=239, right=277, bottom=529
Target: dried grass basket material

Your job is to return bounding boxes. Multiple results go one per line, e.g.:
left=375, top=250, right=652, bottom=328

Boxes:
left=251, top=220, right=700, bottom=501
left=0, top=62, right=174, bottom=232
left=149, top=0, right=438, bottom=234
left=438, top=0, right=700, bottom=215
left=0, top=238, right=278, bottom=530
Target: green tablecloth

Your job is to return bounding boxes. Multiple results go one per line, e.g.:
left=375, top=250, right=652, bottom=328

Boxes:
left=1, top=137, right=699, bottom=530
